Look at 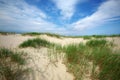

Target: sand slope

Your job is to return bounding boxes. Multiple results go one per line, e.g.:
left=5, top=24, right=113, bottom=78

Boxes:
left=0, top=34, right=75, bottom=80
left=0, top=34, right=120, bottom=80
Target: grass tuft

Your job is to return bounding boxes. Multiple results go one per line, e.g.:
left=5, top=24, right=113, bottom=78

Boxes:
left=83, top=36, right=92, bottom=40
left=22, top=32, right=61, bottom=38
left=0, top=48, right=27, bottom=80
left=63, top=43, right=89, bottom=80
left=59, top=39, right=120, bottom=80
left=86, top=39, right=107, bottom=47
left=19, top=38, right=54, bottom=48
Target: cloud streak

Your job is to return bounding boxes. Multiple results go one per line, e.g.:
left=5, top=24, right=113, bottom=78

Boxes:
left=0, top=0, right=119, bottom=35
left=72, top=0, right=120, bottom=30
left=0, top=0, right=68, bottom=34
left=52, top=0, right=82, bottom=19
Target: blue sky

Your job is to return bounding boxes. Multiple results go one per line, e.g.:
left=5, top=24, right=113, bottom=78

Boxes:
left=0, top=0, right=120, bottom=35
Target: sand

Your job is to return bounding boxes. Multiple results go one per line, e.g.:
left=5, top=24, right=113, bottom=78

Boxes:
left=0, top=34, right=34, bottom=48
left=40, top=35, right=87, bottom=46
left=0, top=34, right=120, bottom=80
left=106, top=37, right=120, bottom=51
left=0, top=34, right=75, bottom=80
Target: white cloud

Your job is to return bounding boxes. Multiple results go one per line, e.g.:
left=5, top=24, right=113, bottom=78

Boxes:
left=72, top=0, right=120, bottom=30
left=52, top=0, right=84, bottom=19
left=0, top=0, right=68, bottom=34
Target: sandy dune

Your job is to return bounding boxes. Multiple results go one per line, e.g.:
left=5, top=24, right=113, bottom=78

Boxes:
left=106, top=37, right=120, bottom=51
left=0, top=34, right=120, bottom=80
left=0, top=34, right=75, bottom=80
left=0, top=34, right=33, bottom=48
left=40, top=35, right=87, bottom=46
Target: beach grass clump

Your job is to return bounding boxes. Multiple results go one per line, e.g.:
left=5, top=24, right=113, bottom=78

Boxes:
left=109, top=34, right=120, bottom=37
left=85, top=39, right=120, bottom=80
left=86, top=39, right=107, bottom=47
left=90, top=47, right=120, bottom=80
left=19, top=38, right=54, bottom=48
left=61, top=39, right=120, bottom=80
left=83, top=36, right=92, bottom=40
left=98, top=53, right=120, bottom=80
left=22, top=32, right=62, bottom=38
left=44, top=33, right=61, bottom=38
left=22, top=32, right=42, bottom=36
left=63, top=43, right=89, bottom=80
left=0, top=48, right=27, bottom=80
left=92, top=35, right=106, bottom=38
left=0, top=32, right=15, bottom=35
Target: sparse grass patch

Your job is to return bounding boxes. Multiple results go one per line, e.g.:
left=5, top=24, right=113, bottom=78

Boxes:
left=22, top=32, right=62, bottom=38
left=83, top=36, right=92, bottom=40
left=86, top=39, right=107, bottom=47
left=44, top=33, right=61, bottom=38
left=85, top=39, right=120, bottom=80
left=90, top=47, right=120, bottom=80
left=22, top=32, right=42, bottom=36
left=63, top=43, right=89, bottom=80
left=19, top=38, right=55, bottom=48
left=0, top=32, right=15, bottom=35
left=60, top=39, right=120, bottom=80
left=92, top=35, right=106, bottom=38
left=0, top=48, right=28, bottom=80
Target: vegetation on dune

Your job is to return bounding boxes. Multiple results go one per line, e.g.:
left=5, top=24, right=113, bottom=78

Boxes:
left=91, top=47, right=120, bottom=80
left=2, top=32, right=120, bottom=80
left=0, top=32, right=15, bottom=35
left=19, top=36, right=120, bottom=80
left=65, top=34, right=120, bottom=39
left=19, top=38, right=55, bottom=48
left=0, top=48, right=28, bottom=80
left=63, top=44, right=89, bottom=80
left=86, top=39, right=107, bottom=47
left=22, top=32, right=42, bottom=36
left=92, top=34, right=120, bottom=38
left=83, top=36, right=92, bottom=39
left=22, top=32, right=62, bottom=38
left=55, top=39, right=120, bottom=80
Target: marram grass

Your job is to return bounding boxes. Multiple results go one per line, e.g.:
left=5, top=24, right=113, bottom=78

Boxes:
left=0, top=48, right=28, bottom=80
left=19, top=38, right=55, bottom=48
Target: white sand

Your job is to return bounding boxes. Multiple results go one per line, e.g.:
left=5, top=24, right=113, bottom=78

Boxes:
left=106, top=37, right=120, bottom=51
left=19, top=48, right=74, bottom=80
left=0, top=34, right=75, bottom=80
left=0, top=34, right=120, bottom=80
left=40, top=34, right=87, bottom=46
left=0, top=34, right=33, bottom=48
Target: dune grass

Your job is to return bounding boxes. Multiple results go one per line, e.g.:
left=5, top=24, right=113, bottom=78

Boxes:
left=0, top=31, right=15, bottom=35
left=62, top=43, right=89, bottom=80
left=83, top=36, right=92, bottom=40
left=19, top=38, right=56, bottom=48
left=0, top=48, right=28, bottom=80
left=92, top=34, right=120, bottom=38
left=22, top=32, right=62, bottom=38
left=86, top=39, right=107, bottom=47
left=19, top=35, right=120, bottom=80
left=57, top=39, right=120, bottom=80
left=91, top=47, right=120, bottom=80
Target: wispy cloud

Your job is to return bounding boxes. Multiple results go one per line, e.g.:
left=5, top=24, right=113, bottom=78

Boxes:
left=0, top=0, right=67, bottom=34
left=72, top=0, right=120, bottom=30
left=52, top=0, right=85, bottom=19
left=0, top=0, right=119, bottom=35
